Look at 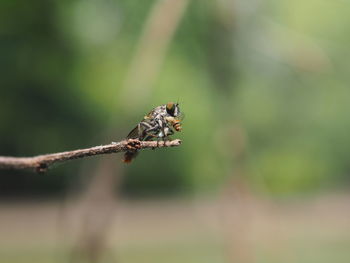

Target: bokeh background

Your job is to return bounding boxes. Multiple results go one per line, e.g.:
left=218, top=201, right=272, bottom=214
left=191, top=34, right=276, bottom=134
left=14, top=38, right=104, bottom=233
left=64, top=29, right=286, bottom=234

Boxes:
left=1, top=0, right=350, bottom=262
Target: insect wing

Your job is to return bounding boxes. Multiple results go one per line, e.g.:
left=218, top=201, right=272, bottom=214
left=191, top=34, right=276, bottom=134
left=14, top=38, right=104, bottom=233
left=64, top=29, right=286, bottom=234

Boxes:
left=126, top=126, right=140, bottom=139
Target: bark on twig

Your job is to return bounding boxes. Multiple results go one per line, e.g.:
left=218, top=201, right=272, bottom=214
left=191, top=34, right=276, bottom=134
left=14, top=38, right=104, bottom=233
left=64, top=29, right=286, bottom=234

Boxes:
left=0, top=139, right=181, bottom=172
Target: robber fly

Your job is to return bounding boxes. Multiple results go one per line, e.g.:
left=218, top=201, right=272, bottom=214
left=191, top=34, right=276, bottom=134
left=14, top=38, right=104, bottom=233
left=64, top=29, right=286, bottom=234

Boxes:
left=123, top=102, right=183, bottom=163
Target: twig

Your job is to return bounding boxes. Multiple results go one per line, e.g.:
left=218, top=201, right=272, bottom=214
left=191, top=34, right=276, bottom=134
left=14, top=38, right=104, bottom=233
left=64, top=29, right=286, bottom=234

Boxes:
left=0, top=139, right=182, bottom=172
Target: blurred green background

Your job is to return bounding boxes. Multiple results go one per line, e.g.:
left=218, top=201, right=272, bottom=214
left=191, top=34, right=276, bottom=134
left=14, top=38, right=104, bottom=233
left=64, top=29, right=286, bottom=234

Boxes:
left=1, top=0, right=350, bottom=262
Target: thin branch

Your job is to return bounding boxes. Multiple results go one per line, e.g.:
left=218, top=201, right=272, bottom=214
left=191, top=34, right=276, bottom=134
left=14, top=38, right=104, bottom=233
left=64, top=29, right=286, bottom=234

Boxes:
left=0, top=139, right=181, bottom=173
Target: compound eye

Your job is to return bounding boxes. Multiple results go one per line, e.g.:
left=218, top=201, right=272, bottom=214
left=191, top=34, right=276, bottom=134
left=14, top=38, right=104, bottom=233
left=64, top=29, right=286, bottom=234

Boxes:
left=166, top=102, right=175, bottom=116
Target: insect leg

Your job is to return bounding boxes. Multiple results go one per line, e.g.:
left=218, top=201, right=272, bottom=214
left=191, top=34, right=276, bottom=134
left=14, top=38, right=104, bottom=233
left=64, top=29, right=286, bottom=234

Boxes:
left=137, top=123, right=143, bottom=138
left=139, top=121, right=156, bottom=140
left=141, top=121, right=161, bottom=141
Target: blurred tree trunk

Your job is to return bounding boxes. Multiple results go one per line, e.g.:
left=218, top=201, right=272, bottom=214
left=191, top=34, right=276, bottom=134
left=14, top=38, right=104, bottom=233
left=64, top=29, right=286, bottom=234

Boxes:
left=64, top=0, right=190, bottom=262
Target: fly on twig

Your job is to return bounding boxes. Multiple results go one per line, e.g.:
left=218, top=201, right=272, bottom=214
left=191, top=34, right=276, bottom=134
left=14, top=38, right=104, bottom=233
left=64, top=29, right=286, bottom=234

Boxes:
left=123, top=102, right=184, bottom=163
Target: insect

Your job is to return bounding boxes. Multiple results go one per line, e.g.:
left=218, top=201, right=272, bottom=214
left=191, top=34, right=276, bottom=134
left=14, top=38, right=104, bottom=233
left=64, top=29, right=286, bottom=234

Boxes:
left=123, top=102, right=183, bottom=163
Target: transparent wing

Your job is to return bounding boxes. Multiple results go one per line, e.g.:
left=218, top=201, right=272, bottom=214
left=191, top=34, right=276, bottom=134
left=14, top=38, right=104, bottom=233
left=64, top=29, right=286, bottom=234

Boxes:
left=126, top=126, right=140, bottom=139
